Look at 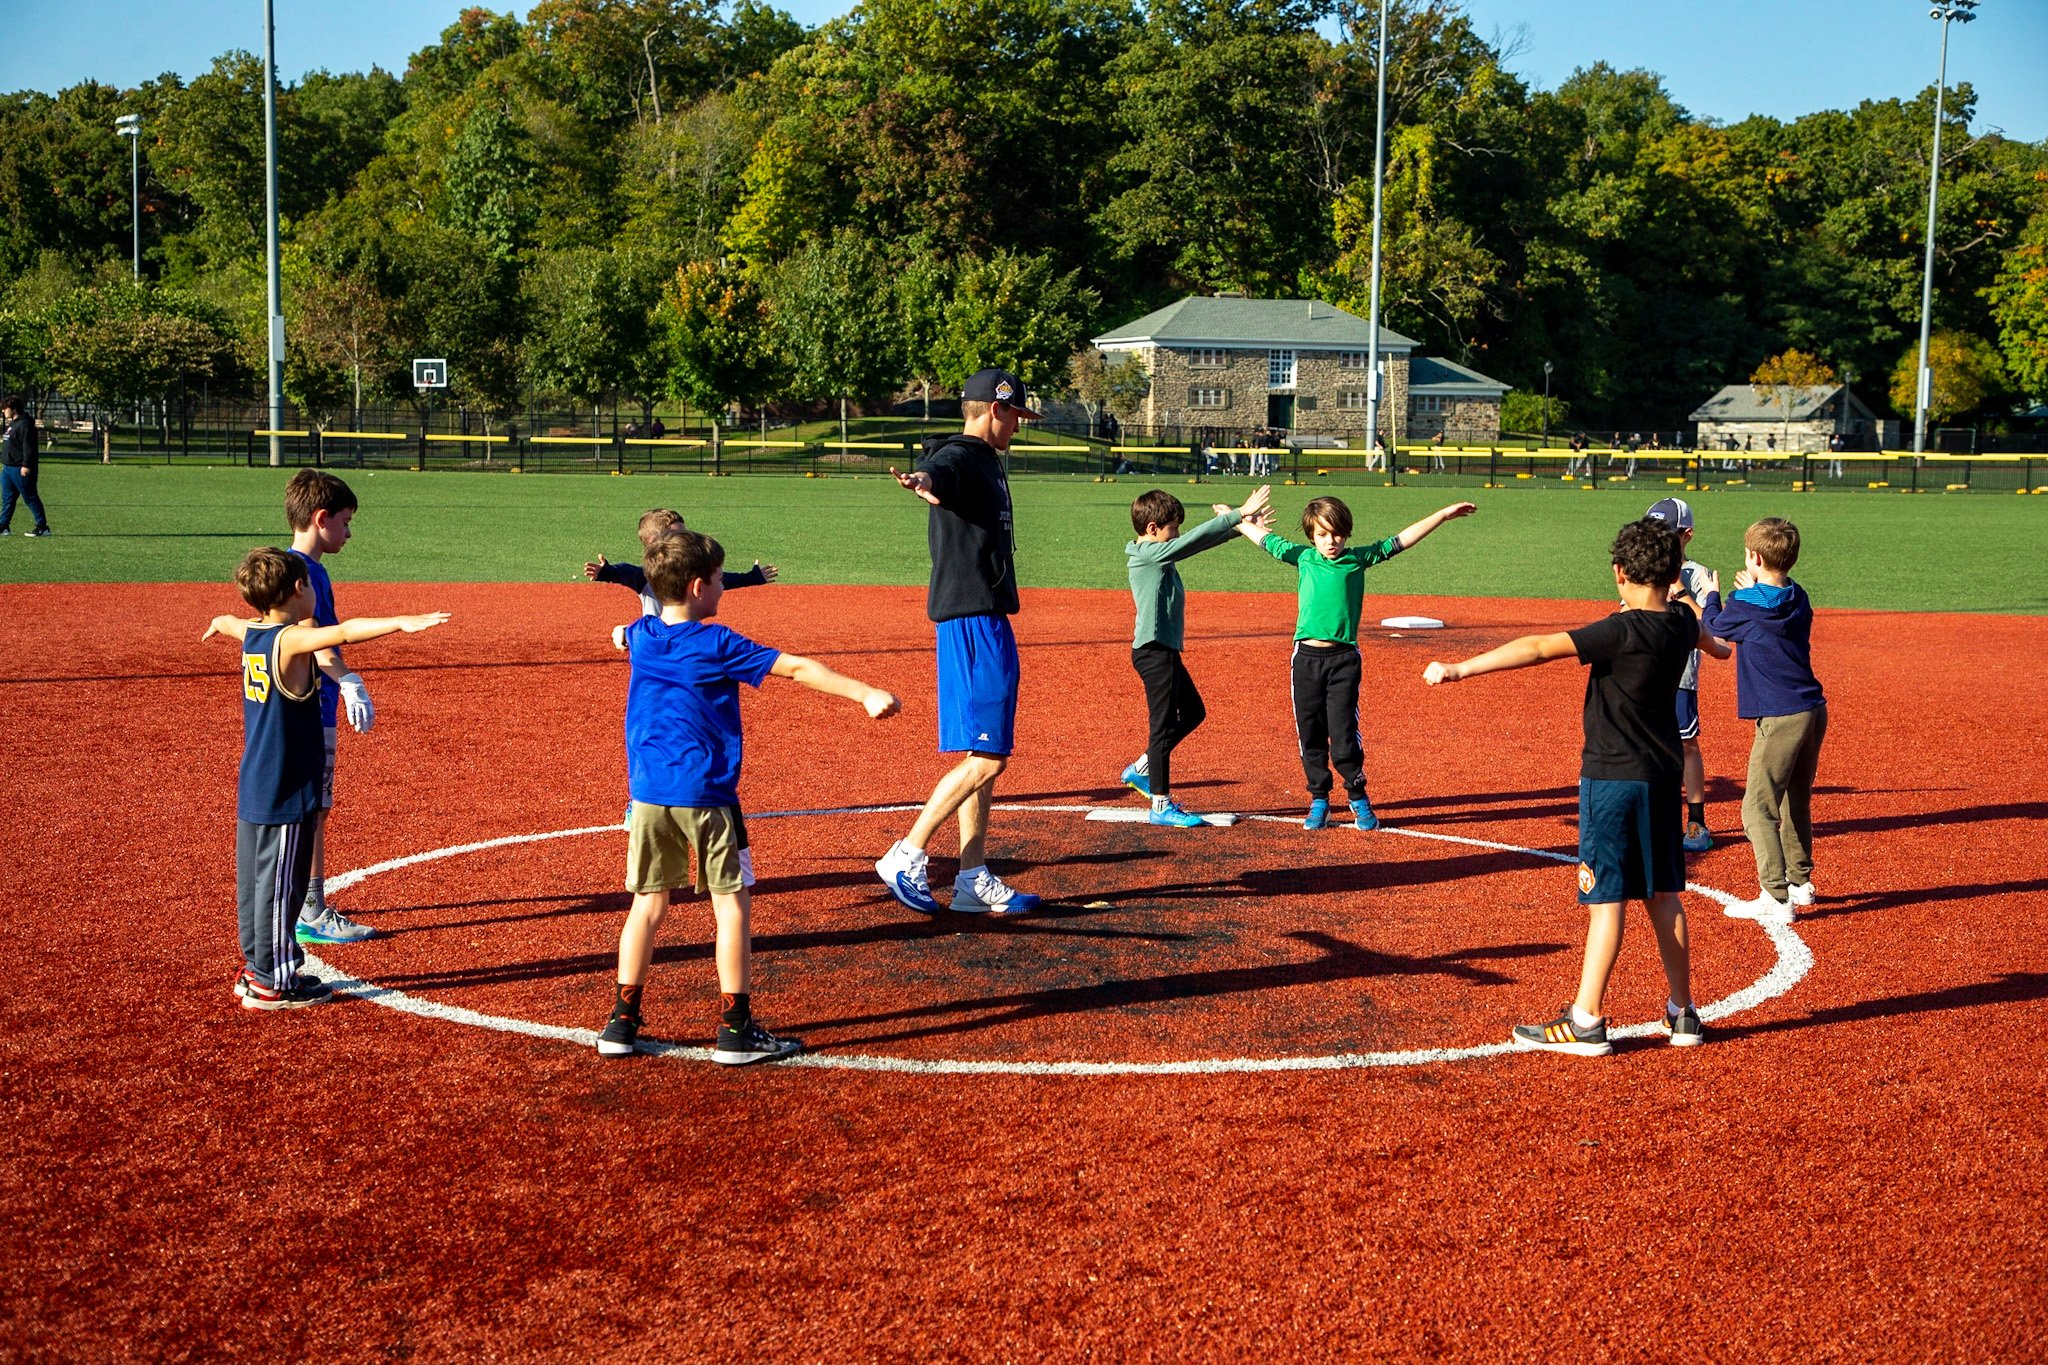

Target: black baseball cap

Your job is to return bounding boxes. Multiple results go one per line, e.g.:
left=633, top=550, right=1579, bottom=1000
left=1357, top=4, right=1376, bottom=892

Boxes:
left=962, top=368, right=1041, bottom=419
left=1646, top=496, right=1694, bottom=530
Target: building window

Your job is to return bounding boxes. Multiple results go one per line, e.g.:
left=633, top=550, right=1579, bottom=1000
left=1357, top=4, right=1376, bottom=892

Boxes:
left=1297, top=396, right=1317, bottom=412
left=1340, top=390, right=1368, bottom=411
left=1338, top=350, right=1369, bottom=371
left=1267, top=350, right=1296, bottom=390
left=1411, top=394, right=1450, bottom=415
left=1185, top=347, right=1227, bottom=369
left=1188, top=386, right=1229, bottom=409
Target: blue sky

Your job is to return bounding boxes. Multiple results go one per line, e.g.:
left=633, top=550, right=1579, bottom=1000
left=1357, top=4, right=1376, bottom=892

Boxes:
left=6, top=1, right=2044, bottom=140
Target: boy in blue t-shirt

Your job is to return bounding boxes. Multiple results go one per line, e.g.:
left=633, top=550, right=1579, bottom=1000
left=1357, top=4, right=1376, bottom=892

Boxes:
left=283, top=470, right=381, bottom=946
left=204, top=547, right=448, bottom=1009
left=582, top=507, right=777, bottom=615
left=1701, top=517, right=1828, bottom=923
left=598, top=528, right=898, bottom=1064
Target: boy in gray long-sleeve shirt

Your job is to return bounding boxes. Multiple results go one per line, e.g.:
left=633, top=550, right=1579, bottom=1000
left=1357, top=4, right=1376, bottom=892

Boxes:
left=1120, top=484, right=1271, bottom=826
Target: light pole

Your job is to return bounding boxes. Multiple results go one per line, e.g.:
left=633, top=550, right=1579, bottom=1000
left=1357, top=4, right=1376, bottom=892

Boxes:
left=1362, top=0, right=1391, bottom=460
left=113, top=113, right=142, bottom=280
left=1542, top=360, right=1554, bottom=446
left=1913, top=0, right=1978, bottom=457
left=263, top=0, right=285, bottom=467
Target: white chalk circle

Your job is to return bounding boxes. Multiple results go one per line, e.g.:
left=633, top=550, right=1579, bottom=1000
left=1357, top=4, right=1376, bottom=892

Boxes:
left=308, top=803, right=1811, bottom=1075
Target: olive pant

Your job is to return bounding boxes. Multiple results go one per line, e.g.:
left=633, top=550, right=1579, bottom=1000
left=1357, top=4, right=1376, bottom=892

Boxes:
left=1742, top=705, right=1827, bottom=898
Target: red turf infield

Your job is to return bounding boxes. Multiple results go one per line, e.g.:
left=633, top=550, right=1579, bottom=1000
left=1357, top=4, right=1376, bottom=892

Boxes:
left=4, top=582, right=2045, bottom=1361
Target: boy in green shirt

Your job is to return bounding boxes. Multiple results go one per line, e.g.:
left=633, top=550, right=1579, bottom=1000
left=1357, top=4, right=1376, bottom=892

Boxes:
left=1121, top=484, right=1273, bottom=826
left=1235, top=495, right=1476, bottom=829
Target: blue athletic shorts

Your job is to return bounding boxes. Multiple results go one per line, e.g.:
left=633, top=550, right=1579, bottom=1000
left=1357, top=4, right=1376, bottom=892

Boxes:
left=935, top=614, right=1019, bottom=755
left=1675, top=688, right=1700, bottom=742
left=1576, top=778, right=1685, bottom=904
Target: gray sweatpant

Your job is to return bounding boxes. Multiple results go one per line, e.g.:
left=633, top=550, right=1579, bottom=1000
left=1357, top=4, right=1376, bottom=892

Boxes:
left=237, top=817, right=317, bottom=989
left=1742, top=705, right=1828, bottom=898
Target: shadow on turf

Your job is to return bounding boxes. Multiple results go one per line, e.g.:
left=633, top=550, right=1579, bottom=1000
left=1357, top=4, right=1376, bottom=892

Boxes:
left=795, top=931, right=1569, bottom=1048
left=1705, top=971, right=2048, bottom=1043
left=1792, top=874, right=2048, bottom=922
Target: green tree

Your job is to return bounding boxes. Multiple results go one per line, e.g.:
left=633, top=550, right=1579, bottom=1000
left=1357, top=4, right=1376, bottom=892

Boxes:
left=1067, top=347, right=1150, bottom=432
left=521, top=245, right=660, bottom=424
left=1750, top=348, right=1836, bottom=450
left=444, top=89, right=539, bottom=258
left=43, top=282, right=239, bottom=411
left=1988, top=212, right=2048, bottom=402
left=1499, top=389, right=1567, bottom=436
left=928, top=249, right=1098, bottom=391
left=1889, top=330, right=2006, bottom=425
left=661, top=258, right=783, bottom=430
left=766, top=232, right=903, bottom=439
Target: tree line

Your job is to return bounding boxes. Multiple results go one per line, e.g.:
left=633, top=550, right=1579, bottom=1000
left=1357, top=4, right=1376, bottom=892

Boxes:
left=0, top=0, right=2042, bottom=432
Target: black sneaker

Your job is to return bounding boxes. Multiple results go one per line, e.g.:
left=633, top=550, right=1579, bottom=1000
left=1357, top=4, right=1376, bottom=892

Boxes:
left=1510, top=1007, right=1613, bottom=1057
left=596, top=1012, right=641, bottom=1058
left=1662, top=1004, right=1705, bottom=1048
left=237, top=970, right=334, bottom=1011
left=26, top=527, right=51, bottom=537
left=712, top=1018, right=804, bottom=1066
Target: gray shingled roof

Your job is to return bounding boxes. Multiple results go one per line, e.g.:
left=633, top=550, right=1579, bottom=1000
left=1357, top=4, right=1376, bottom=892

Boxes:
left=1689, top=384, right=1857, bottom=423
left=1407, top=355, right=1509, bottom=394
left=1093, top=296, right=1418, bottom=351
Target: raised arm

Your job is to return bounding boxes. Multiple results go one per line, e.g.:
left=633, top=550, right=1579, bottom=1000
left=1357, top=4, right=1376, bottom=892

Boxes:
left=281, top=613, right=451, bottom=660
left=770, top=653, right=900, bottom=719
left=1395, top=502, right=1477, bottom=550
left=1423, top=632, right=1578, bottom=685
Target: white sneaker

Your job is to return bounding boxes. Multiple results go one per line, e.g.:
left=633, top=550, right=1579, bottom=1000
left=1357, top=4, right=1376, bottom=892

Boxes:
left=875, top=841, right=943, bottom=915
left=1786, top=881, right=1816, bottom=907
left=951, top=868, right=1042, bottom=916
left=1724, top=892, right=1794, bottom=925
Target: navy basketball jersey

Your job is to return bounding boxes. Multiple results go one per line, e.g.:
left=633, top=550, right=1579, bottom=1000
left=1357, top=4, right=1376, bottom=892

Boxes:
left=238, top=623, right=324, bottom=823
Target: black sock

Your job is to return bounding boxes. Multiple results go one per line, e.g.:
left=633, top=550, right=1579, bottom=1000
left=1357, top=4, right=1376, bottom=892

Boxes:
left=720, top=992, right=751, bottom=1029
left=1688, top=800, right=1705, bottom=826
left=612, top=981, right=643, bottom=1020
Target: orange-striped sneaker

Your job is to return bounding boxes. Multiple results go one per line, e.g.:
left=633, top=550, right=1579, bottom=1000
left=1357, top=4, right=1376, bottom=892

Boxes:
left=1510, top=1008, right=1612, bottom=1057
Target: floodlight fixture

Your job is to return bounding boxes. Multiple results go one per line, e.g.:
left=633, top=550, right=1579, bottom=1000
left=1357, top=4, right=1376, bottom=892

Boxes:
left=1912, top=0, right=1980, bottom=457
left=113, top=114, right=143, bottom=279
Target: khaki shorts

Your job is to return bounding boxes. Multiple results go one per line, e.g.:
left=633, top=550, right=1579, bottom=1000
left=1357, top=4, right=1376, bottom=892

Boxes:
left=625, top=802, right=745, bottom=895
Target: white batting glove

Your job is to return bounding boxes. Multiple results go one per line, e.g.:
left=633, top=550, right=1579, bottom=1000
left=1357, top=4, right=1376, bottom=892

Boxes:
left=338, top=672, right=376, bottom=733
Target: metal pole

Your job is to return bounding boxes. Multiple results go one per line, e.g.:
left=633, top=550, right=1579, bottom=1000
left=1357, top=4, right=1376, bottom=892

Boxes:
left=130, top=133, right=140, bottom=280
left=263, top=0, right=285, bottom=467
left=1914, top=4, right=1976, bottom=457
left=1363, top=0, right=1391, bottom=460
left=1542, top=360, right=1552, bottom=446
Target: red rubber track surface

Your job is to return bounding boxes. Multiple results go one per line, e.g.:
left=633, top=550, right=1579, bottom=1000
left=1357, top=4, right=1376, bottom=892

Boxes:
left=3, top=583, right=2045, bottom=1362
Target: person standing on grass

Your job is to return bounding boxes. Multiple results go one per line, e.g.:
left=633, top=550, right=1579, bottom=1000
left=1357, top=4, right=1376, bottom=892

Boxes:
left=875, top=368, right=1043, bottom=917
left=1422, top=518, right=1705, bottom=1055
left=0, top=394, right=51, bottom=537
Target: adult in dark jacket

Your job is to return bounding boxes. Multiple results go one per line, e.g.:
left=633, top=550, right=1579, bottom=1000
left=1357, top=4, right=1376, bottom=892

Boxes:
left=0, top=394, right=50, bottom=537
left=875, top=368, right=1043, bottom=917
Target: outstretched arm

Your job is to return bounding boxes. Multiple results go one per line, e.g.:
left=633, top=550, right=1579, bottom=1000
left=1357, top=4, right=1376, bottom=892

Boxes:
left=1395, top=502, right=1477, bottom=550
left=281, top=613, right=451, bottom=661
left=1423, top=632, right=1577, bottom=685
left=202, top=615, right=255, bottom=643
left=770, top=653, right=900, bottom=719
left=889, top=466, right=941, bottom=506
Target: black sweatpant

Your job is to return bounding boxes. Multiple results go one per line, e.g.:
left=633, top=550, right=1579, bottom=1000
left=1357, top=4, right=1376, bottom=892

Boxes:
left=1291, top=642, right=1366, bottom=801
left=1131, top=644, right=1206, bottom=796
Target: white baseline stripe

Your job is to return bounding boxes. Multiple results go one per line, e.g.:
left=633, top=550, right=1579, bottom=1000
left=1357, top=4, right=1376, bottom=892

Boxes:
left=313, top=804, right=1812, bottom=1075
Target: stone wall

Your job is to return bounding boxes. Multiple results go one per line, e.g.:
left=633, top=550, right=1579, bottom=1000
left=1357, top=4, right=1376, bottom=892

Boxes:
left=1131, top=344, right=1412, bottom=443
left=1404, top=395, right=1502, bottom=443
left=1696, top=419, right=1836, bottom=454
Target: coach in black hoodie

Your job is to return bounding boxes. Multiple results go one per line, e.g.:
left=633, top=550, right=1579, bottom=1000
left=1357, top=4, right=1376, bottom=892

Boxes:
left=873, top=368, right=1045, bottom=918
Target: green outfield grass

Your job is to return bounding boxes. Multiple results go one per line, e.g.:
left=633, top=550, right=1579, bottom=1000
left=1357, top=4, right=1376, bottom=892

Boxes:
left=1, top=463, right=2042, bottom=613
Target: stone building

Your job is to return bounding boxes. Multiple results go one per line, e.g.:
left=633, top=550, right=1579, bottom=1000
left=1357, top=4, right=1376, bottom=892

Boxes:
left=1689, top=384, right=1889, bottom=453
left=1089, top=295, right=1507, bottom=444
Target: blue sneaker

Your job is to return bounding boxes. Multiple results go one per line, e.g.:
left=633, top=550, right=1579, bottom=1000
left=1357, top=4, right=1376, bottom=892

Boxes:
left=1683, top=821, right=1713, bottom=853
left=1304, top=798, right=1330, bottom=830
left=875, top=842, right=944, bottom=915
left=1148, top=800, right=1206, bottom=828
left=1121, top=762, right=1151, bottom=797
left=1350, top=798, right=1380, bottom=831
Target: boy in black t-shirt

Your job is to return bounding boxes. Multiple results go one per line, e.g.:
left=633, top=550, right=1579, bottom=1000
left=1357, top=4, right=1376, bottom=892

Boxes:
left=1424, top=519, right=1707, bottom=1055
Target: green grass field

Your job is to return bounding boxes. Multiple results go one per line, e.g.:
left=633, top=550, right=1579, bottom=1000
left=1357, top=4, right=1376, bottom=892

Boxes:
left=2, top=463, right=2042, bottom=612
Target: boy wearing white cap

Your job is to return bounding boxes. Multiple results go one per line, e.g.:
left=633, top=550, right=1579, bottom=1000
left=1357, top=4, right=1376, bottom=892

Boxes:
left=1646, top=498, right=1731, bottom=852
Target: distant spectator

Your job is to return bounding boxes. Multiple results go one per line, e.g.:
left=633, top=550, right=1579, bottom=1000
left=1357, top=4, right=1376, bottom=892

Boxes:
left=649, top=417, right=667, bottom=440
left=0, top=393, right=50, bottom=537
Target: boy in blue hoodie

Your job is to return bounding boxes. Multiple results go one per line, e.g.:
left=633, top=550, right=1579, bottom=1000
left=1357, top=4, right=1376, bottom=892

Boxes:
left=1700, top=517, right=1827, bottom=923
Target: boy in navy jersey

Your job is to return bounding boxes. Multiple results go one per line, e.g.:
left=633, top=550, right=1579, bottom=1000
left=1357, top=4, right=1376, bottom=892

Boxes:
left=1424, top=519, right=1707, bottom=1055
left=582, top=507, right=777, bottom=615
left=597, top=529, right=898, bottom=1064
left=283, top=470, right=380, bottom=945
left=205, top=548, right=448, bottom=1010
